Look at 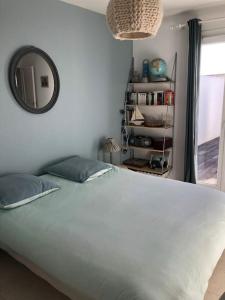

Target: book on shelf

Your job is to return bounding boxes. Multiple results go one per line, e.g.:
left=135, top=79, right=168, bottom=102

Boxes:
left=126, top=90, right=175, bottom=106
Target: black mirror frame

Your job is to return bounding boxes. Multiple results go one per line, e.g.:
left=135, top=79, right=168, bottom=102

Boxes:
left=9, top=46, right=60, bottom=114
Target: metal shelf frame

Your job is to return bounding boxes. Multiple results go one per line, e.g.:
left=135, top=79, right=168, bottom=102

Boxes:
left=120, top=53, right=178, bottom=176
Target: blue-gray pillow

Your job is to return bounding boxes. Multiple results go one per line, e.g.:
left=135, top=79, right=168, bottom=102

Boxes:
left=44, top=156, right=112, bottom=183
left=0, top=174, right=60, bottom=210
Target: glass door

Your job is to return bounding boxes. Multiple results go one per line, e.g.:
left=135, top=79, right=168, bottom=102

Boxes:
left=197, top=42, right=225, bottom=189
left=217, top=82, right=225, bottom=192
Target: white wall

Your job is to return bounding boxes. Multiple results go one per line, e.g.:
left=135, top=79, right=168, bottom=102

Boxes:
left=198, top=75, right=225, bottom=145
left=133, top=4, right=225, bottom=180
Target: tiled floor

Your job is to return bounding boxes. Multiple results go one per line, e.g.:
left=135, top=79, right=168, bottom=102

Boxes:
left=0, top=249, right=225, bottom=300
left=198, top=137, right=220, bottom=186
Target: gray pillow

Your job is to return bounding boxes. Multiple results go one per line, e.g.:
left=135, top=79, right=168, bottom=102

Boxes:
left=0, top=174, right=60, bottom=210
left=44, top=156, right=112, bottom=183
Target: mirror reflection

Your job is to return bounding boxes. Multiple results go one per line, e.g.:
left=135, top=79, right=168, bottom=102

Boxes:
left=15, top=53, right=54, bottom=109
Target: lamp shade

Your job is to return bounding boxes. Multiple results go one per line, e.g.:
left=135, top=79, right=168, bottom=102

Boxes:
left=106, top=0, right=163, bottom=40
left=103, top=138, right=120, bottom=153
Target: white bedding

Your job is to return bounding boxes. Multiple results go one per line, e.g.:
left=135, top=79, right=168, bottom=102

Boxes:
left=0, top=168, right=225, bottom=300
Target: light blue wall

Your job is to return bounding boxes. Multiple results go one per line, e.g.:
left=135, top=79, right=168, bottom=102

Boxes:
left=0, top=0, right=132, bottom=175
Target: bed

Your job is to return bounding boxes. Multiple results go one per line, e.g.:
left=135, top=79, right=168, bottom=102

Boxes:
left=0, top=167, right=225, bottom=300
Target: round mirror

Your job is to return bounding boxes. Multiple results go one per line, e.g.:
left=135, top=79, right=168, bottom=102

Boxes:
left=9, top=46, right=60, bottom=114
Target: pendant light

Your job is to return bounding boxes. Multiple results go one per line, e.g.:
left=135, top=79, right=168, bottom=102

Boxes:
left=106, top=0, right=163, bottom=40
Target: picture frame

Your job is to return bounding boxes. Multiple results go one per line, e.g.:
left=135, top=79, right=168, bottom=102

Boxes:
left=41, top=76, right=49, bottom=88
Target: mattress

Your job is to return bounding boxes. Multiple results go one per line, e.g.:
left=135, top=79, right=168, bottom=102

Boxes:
left=0, top=168, right=225, bottom=300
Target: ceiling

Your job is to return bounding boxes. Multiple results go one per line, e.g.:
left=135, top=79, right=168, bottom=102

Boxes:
left=61, top=0, right=225, bottom=16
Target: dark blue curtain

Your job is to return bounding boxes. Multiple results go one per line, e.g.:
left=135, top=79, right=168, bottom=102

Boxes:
left=184, top=19, right=202, bottom=183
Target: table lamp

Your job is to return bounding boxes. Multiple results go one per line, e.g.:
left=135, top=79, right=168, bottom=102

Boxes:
left=102, top=138, right=120, bottom=164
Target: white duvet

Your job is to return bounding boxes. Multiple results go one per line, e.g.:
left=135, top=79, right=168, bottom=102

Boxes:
left=0, top=168, right=225, bottom=300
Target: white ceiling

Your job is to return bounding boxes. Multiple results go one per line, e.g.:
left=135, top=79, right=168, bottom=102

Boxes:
left=61, top=0, right=225, bottom=16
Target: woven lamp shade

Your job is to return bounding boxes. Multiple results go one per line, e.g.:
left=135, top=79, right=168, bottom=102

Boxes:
left=103, top=138, right=121, bottom=153
left=106, top=0, right=163, bottom=40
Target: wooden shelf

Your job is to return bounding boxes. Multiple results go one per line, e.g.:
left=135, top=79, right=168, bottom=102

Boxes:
left=126, top=104, right=174, bottom=108
left=133, top=80, right=174, bottom=85
left=125, top=145, right=172, bottom=153
left=133, top=81, right=174, bottom=92
left=126, top=125, right=173, bottom=129
left=123, top=164, right=171, bottom=175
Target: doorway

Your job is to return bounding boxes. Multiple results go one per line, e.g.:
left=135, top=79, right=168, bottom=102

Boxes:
left=197, top=41, right=225, bottom=190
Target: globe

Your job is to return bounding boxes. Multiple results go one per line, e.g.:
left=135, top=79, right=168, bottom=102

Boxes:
left=150, top=58, right=167, bottom=77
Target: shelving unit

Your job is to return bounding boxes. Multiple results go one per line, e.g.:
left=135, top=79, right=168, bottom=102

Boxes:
left=120, top=54, right=177, bottom=177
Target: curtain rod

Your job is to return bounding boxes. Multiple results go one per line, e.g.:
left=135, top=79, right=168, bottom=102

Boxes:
left=203, top=27, right=225, bottom=32
left=170, top=17, right=225, bottom=30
